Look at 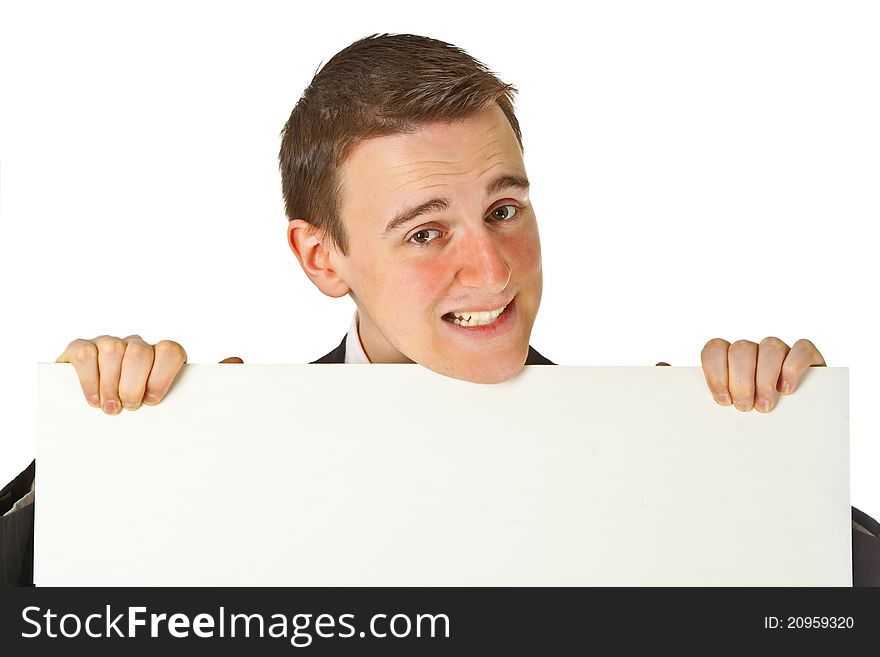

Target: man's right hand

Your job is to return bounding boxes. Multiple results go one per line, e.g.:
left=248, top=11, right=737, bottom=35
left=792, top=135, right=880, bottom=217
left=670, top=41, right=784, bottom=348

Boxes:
left=56, top=335, right=188, bottom=414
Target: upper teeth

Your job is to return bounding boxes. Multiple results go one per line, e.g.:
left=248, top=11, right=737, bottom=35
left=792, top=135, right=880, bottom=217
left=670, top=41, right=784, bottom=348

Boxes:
left=448, top=305, right=507, bottom=327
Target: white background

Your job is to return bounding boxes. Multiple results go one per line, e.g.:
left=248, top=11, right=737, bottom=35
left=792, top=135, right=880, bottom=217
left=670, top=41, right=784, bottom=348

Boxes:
left=1, top=1, right=878, bottom=513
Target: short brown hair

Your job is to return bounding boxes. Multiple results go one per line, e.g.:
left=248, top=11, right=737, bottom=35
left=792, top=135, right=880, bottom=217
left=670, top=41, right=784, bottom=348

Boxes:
left=279, top=33, right=523, bottom=255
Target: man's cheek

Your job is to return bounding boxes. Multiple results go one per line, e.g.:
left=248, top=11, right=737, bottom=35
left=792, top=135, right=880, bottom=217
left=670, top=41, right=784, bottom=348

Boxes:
left=396, top=258, right=450, bottom=301
left=506, top=231, right=542, bottom=276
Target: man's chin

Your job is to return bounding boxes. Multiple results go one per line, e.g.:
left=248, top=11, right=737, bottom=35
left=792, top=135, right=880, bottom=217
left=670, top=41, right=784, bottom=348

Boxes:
left=460, top=365, right=525, bottom=385
left=421, top=351, right=528, bottom=385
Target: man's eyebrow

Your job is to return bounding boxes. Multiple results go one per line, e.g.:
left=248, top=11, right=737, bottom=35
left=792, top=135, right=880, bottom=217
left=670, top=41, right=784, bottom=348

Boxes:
left=381, top=173, right=531, bottom=236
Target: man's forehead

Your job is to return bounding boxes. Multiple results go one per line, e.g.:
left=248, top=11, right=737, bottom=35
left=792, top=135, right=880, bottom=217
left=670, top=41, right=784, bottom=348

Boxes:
left=341, top=107, right=524, bottom=194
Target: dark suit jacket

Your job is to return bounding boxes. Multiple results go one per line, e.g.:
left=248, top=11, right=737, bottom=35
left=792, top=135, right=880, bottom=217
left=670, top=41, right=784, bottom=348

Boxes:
left=3, top=337, right=878, bottom=586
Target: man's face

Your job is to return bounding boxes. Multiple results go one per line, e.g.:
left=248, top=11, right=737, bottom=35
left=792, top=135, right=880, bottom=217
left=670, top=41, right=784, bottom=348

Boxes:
left=329, top=104, right=543, bottom=383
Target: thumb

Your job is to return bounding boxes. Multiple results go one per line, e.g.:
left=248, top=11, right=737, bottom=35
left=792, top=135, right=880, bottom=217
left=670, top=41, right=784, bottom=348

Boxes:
left=219, top=356, right=244, bottom=364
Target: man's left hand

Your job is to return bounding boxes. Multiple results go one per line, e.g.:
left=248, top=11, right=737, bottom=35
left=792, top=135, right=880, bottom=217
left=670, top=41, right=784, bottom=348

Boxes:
left=655, top=338, right=826, bottom=412
left=692, top=337, right=826, bottom=412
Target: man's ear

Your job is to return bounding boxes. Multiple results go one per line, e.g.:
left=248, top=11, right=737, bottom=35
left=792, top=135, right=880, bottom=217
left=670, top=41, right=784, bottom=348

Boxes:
left=287, top=219, right=350, bottom=298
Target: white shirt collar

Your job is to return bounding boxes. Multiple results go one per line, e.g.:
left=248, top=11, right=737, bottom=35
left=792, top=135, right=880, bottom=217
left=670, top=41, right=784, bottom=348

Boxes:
left=344, top=310, right=371, bottom=364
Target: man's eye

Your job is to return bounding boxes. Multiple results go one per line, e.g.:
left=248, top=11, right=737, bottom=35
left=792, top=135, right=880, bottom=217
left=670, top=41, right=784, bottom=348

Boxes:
left=409, top=228, right=442, bottom=245
left=488, top=204, right=518, bottom=222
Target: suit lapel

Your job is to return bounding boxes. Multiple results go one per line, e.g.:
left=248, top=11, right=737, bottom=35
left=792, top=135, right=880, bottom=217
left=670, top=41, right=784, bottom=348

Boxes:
left=310, top=335, right=347, bottom=363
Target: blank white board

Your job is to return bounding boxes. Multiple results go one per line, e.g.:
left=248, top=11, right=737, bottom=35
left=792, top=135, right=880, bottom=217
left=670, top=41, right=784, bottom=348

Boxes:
left=35, top=364, right=851, bottom=586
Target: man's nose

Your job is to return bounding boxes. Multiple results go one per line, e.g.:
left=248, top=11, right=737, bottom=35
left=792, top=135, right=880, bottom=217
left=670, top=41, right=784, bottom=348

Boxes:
left=454, top=227, right=511, bottom=294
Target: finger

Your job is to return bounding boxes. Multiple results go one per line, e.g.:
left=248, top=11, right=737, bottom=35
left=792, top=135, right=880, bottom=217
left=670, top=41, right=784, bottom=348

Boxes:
left=143, top=340, right=188, bottom=405
left=56, top=339, right=101, bottom=408
left=700, top=338, right=732, bottom=405
left=728, top=339, right=758, bottom=411
left=94, top=335, right=127, bottom=415
left=118, top=335, right=155, bottom=411
left=779, top=339, right=826, bottom=395
left=754, top=337, right=790, bottom=413
left=219, top=356, right=244, bottom=364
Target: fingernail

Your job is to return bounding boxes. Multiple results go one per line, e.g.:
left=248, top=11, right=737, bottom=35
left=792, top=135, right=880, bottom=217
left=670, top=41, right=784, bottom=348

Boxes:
left=103, top=400, right=117, bottom=414
left=736, top=401, right=751, bottom=411
left=780, top=381, right=791, bottom=394
left=144, top=393, right=159, bottom=405
left=123, top=402, right=139, bottom=411
left=756, top=399, right=770, bottom=412
left=89, top=395, right=100, bottom=407
left=717, top=393, right=731, bottom=405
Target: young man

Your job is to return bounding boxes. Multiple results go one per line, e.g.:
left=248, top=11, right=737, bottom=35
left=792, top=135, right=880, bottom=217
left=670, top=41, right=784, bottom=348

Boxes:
left=2, top=34, right=877, bottom=586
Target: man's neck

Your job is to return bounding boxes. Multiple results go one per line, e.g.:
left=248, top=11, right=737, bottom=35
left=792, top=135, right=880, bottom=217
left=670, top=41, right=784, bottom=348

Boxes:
left=355, top=309, right=414, bottom=364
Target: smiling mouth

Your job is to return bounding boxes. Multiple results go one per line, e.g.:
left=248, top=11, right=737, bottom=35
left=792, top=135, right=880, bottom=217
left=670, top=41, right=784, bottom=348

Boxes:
left=441, top=298, right=514, bottom=327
